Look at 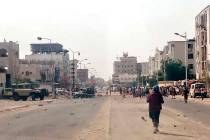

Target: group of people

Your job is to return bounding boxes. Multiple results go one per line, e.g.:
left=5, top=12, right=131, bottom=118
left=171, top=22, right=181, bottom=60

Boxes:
left=118, top=86, right=150, bottom=98
left=159, top=86, right=189, bottom=102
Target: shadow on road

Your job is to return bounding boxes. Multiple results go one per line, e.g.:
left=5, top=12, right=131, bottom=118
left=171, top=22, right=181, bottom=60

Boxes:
left=159, top=131, right=194, bottom=138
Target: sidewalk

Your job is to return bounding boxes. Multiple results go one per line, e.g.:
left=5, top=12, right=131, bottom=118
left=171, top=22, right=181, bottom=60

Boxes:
left=0, top=99, right=54, bottom=113
left=171, top=95, right=210, bottom=105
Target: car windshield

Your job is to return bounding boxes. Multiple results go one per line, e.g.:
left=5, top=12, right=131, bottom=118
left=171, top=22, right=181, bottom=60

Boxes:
left=195, top=84, right=206, bottom=89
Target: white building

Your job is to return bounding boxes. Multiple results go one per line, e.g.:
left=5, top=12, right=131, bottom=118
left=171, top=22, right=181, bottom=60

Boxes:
left=195, top=5, right=210, bottom=79
left=17, top=43, right=71, bottom=88
left=140, top=62, right=149, bottom=76
left=154, top=48, right=164, bottom=73
left=149, top=56, right=155, bottom=76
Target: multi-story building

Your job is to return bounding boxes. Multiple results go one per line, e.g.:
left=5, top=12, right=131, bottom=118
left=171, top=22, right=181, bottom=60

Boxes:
left=148, top=56, right=155, bottom=76
left=24, top=43, right=70, bottom=86
left=112, top=53, right=137, bottom=86
left=0, top=40, right=19, bottom=81
left=77, top=69, right=88, bottom=85
left=195, top=5, right=210, bottom=79
left=114, top=53, right=137, bottom=75
left=17, top=59, right=52, bottom=82
left=154, top=48, right=164, bottom=73
left=70, top=59, right=79, bottom=87
left=140, top=62, right=149, bottom=76
left=164, top=40, right=196, bottom=78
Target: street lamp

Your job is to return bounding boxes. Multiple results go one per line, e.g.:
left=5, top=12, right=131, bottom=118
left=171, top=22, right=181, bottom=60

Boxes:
left=69, top=48, right=80, bottom=90
left=164, top=54, right=168, bottom=82
left=174, top=32, right=188, bottom=88
left=37, top=36, right=56, bottom=97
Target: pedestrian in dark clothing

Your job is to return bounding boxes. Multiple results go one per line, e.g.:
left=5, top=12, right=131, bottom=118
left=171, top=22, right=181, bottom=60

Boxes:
left=147, top=85, right=164, bottom=134
left=201, top=88, right=205, bottom=100
left=183, top=87, right=188, bottom=103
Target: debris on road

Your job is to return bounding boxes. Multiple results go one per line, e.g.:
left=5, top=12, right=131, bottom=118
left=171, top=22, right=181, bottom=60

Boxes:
left=70, top=112, right=75, bottom=116
left=141, top=116, right=147, bottom=122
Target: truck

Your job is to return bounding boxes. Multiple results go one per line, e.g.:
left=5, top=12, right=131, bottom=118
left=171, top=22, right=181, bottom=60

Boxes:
left=1, top=82, right=47, bottom=101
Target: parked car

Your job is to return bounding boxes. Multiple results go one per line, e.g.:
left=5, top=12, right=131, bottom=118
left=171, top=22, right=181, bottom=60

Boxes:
left=73, top=87, right=96, bottom=98
left=190, top=83, right=207, bottom=98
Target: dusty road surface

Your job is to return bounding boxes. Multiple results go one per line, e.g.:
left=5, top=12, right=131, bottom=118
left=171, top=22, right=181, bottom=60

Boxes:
left=0, top=94, right=210, bottom=140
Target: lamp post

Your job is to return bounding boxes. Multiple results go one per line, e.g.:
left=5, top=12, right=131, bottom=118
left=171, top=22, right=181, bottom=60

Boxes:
left=37, top=37, right=56, bottom=97
left=174, top=32, right=188, bottom=88
left=69, top=48, right=80, bottom=90
left=164, top=54, right=168, bottom=86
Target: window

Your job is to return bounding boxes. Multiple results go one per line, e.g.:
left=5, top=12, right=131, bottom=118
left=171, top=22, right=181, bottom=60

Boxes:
left=188, top=44, right=193, bottom=53
left=188, top=54, right=193, bottom=59
left=188, top=64, right=193, bottom=69
left=0, top=49, right=8, bottom=57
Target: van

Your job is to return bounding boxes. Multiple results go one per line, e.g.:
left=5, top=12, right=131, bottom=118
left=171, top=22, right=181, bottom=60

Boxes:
left=190, top=83, right=207, bottom=98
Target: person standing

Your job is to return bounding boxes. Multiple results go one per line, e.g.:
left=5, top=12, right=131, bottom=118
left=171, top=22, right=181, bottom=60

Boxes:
left=147, top=85, right=164, bottom=134
left=183, top=86, right=189, bottom=103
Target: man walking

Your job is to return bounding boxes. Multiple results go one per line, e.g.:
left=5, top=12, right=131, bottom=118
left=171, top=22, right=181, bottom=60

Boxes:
left=147, top=85, right=164, bottom=134
left=183, top=86, right=189, bottom=103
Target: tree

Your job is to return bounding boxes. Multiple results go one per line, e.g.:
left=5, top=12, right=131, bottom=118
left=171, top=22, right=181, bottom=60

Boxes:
left=161, top=59, right=192, bottom=81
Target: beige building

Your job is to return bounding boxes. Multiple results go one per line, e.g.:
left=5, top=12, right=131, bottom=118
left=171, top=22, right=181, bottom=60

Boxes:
left=164, top=40, right=196, bottom=78
left=25, top=43, right=70, bottom=83
left=195, top=5, right=210, bottom=79
left=112, top=53, right=137, bottom=85
left=17, top=60, right=52, bottom=82
left=0, top=40, right=19, bottom=81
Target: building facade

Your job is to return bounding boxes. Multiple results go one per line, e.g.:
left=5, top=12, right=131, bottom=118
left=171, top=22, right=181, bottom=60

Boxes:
left=23, top=43, right=70, bottom=87
left=164, top=40, right=196, bottom=78
left=195, top=5, right=210, bottom=79
left=140, top=62, right=149, bottom=76
left=148, top=56, right=155, bottom=76
left=0, top=40, right=19, bottom=81
left=112, top=53, right=137, bottom=86
left=77, top=69, right=88, bottom=85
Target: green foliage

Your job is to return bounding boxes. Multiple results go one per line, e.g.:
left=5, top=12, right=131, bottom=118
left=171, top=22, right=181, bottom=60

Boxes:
left=161, top=59, right=193, bottom=81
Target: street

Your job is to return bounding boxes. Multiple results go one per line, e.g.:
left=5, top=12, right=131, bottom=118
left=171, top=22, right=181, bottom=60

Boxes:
left=0, top=94, right=210, bottom=140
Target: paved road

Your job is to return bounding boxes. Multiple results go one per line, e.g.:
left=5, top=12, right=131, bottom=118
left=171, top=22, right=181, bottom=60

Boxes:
left=0, top=97, right=107, bottom=140
left=165, top=96, right=210, bottom=127
left=0, top=94, right=210, bottom=140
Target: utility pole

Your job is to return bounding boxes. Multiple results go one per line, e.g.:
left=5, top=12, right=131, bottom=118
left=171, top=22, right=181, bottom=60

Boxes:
left=69, top=49, right=80, bottom=91
left=174, top=32, right=188, bottom=88
left=37, top=37, right=56, bottom=98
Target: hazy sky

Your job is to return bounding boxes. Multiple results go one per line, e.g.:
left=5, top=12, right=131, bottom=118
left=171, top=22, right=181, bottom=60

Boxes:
left=0, top=0, right=209, bottom=80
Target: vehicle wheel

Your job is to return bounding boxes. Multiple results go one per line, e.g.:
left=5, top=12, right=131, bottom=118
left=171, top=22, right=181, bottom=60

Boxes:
left=31, top=93, right=36, bottom=101
left=22, top=96, right=28, bottom=101
left=40, top=94, right=44, bottom=100
left=13, top=93, right=20, bottom=101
